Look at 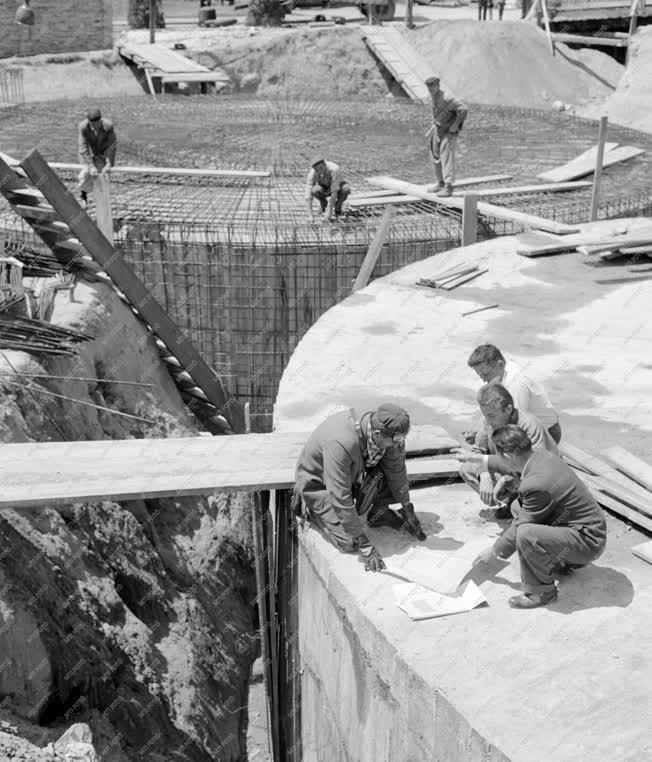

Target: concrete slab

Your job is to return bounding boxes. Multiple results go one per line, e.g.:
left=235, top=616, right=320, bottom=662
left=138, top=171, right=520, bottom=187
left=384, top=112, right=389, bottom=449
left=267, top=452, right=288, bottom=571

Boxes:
left=275, top=217, right=652, bottom=760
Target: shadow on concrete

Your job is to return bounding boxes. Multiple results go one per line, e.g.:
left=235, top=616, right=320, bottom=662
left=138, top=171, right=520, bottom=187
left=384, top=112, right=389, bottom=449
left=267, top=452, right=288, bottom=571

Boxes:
left=549, top=564, right=635, bottom=614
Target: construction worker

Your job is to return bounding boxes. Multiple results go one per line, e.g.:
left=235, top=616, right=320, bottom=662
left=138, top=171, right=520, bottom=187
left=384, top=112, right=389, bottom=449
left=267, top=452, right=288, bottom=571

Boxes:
left=305, top=157, right=351, bottom=223
left=472, top=425, right=607, bottom=609
left=425, top=76, right=467, bottom=198
left=293, top=403, right=427, bottom=572
left=455, top=384, right=558, bottom=518
left=77, top=108, right=117, bottom=209
left=465, top=344, right=561, bottom=445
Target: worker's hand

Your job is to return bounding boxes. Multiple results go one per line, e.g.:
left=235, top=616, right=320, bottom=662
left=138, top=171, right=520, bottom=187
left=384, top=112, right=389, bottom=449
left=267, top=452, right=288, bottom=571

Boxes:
left=462, top=430, right=477, bottom=445
left=103, top=164, right=112, bottom=175
left=492, top=475, right=514, bottom=505
left=479, top=472, right=495, bottom=506
left=359, top=545, right=386, bottom=573
left=399, top=502, right=427, bottom=541
left=453, top=449, right=483, bottom=466
left=472, top=545, right=497, bottom=566
left=89, top=166, right=99, bottom=177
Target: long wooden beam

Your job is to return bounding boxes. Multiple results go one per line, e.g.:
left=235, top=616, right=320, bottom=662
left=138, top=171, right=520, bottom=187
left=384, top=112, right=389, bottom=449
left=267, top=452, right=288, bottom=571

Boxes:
left=20, top=149, right=243, bottom=431
left=348, top=174, right=514, bottom=200
left=0, top=152, right=269, bottom=179
left=552, top=32, right=629, bottom=46
left=366, top=176, right=580, bottom=235
left=602, top=446, right=652, bottom=492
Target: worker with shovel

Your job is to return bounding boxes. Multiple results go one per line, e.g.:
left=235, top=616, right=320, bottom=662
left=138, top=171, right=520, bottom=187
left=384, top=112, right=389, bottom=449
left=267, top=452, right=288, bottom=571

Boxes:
left=305, top=156, right=351, bottom=223
left=471, top=425, right=607, bottom=609
left=293, top=403, right=427, bottom=572
left=77, top=108, right=117, bottom=209
left=425, top=76, right=467, bottom=198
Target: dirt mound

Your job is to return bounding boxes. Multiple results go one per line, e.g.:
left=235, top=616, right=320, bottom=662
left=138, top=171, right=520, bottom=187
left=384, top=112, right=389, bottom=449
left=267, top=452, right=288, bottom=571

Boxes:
left=407, top=20, right=623, bottom=108
left=583, top=26, right=652, bottom=134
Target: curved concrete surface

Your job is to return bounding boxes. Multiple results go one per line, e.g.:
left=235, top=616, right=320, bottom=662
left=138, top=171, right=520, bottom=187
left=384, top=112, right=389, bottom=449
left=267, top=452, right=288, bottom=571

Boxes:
left=275, top=218, right=652, bottom=762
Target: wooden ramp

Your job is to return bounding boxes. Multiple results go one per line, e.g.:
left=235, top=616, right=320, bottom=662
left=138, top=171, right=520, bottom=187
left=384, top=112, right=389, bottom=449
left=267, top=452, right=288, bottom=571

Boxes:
left=0, top=424, right=459, bottom=508
left=118, top=42, right=230, bottom=92
left=0, top=150, right=243, bottom=433
left=361, top=26, right=431, bottom=101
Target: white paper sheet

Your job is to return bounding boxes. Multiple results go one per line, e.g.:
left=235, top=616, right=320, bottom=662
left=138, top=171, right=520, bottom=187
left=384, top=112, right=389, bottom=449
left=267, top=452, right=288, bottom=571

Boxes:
left=394, top=580, right=487, bottom=621
left=384, top=537, right=493, bottom=594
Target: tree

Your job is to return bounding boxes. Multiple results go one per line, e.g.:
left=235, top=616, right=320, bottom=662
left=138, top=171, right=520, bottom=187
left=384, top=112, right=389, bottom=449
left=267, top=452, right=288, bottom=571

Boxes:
left=246, top=0, right=286, bottom=26
left=128, top=0, right=166, bottom=29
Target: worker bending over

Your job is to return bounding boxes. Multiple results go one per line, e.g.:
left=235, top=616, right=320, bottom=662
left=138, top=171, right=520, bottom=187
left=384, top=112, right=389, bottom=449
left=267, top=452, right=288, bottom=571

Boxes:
left=305, top=156, right=351, bottom=223
left=456, top=384, right=558, bottom=518
left=77, top=108, right=117, bottom=209
left=473, top=425, right=607, bottom=608
left=425, top=76, right=467, bottom=198
left=466, top=344, right=561, bottom=444
left=294, top=404, right=426, bottom=572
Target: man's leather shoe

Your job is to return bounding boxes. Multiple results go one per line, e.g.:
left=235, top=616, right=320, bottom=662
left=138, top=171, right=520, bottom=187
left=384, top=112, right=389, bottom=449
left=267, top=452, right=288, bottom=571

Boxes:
left=508, top=589, right=558, bottom=609
left=494, top=503, right=512, bottom=520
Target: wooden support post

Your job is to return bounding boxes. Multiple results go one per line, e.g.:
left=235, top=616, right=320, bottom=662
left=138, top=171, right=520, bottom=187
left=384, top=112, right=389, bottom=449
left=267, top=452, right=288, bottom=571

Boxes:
left=149, top=0, right=156, bottom=43
left=93, top=173, right=113, bottom=243
left=626, top=0, right=641, bottom=65
left=541, top=0, right=555, bottom=56
left=461, top=194, right=478, bottom=246
left=244, top=401, right=252, bottom=433
left=405, top=0, right=414, bottom=28
left=590, top=116, right=608, bottom=222
left=352, top=205, right=395, bottom=293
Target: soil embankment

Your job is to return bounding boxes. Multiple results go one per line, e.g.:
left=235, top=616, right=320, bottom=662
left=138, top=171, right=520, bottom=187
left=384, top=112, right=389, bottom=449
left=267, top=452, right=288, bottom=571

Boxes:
left=0, top=282, right=258, bottom=761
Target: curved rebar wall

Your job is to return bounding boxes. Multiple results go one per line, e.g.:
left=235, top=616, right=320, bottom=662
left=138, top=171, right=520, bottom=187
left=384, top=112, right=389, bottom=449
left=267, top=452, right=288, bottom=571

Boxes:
left=2, top=97, right=652, bottom=428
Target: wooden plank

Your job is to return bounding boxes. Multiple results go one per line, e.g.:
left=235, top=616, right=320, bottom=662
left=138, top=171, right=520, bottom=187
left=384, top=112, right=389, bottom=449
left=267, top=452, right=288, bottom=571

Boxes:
left=590, top=116, right=609, bottom=221
left=560, top=442, right=652, bottom=497
left=119, top=43, right=209, bottom=73
left=538, top=144, right=643, bottom=183
left=45, top=162, right=270, bottom=180
left=160, top=72, right=230, bottom=83
left=632, top=540, right=652, bottom=564
left=457, top=181, right=592, bottom=198
left=602, top=445, right=652, bottom=492
left=93, top=173, right=113, bottom=243
left=13, top=203, right=58, bottom=221
left=620, top=244, right=652, bottom=254
left=538, top=142, right=619, bottom=183
left=440, top=268, right=488, bottom=290
left=580, top=473, right=652, bottom=532
left=20, top=149, right=243, bottom=432
left=461, top=195, right=478, bottom=246
left=518, top=228, right=652, bottom=257
left=352, top=205, right=395, bottom=292
left=541, top=0, right=556, bottom=55
left=552, top=32, right=629, bottom=46
left=580, top=235, right=652, bottom=254
left=348, top=194, right=422, bottom=209
left=367, top=176, right=580, bottom=235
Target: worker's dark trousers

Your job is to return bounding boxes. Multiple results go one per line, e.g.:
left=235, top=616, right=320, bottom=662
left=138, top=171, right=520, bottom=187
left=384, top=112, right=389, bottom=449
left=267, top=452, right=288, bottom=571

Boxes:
left=311, top=182, right=351, bottom=214
left=548, top=422, right=562, bottom=444
left=297, top=468, right=395, bottom=552
left=515, top=523, right=605, bottom=594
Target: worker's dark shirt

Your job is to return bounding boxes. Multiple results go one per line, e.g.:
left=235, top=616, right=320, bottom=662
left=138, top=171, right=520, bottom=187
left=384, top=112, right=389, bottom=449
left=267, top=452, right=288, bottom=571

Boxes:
left=78, top=118, right=117, bottom=167
left=295, top=409, right=410, bottom=541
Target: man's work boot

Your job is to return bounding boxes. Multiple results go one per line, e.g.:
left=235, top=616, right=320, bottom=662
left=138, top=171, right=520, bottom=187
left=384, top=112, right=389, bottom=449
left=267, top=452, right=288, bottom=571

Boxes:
left=508, top=588, right=558, bottom=609
left=436, top=184, right=453, bottom=198
left=494, top=503, right=512, bottom=520
left=426, top=181, right=445, bottom=193
left=367, top=503, right=404, bottom=531
left=80, top=190, right=88, bottom=209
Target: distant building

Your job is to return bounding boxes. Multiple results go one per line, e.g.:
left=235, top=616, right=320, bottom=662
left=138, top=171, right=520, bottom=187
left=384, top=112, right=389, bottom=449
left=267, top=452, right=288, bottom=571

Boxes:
left=0, top=0, right=112, bottom=59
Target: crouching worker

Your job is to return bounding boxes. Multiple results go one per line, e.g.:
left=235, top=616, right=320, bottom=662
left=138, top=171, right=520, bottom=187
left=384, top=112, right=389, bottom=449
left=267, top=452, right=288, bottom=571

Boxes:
left=305, top=156, right=351, bottom=223
left=472, top=425, right=607, bottom=608
left=456, top=384, right=558, bottom=518
left=293, top=404, right=427, bottom=572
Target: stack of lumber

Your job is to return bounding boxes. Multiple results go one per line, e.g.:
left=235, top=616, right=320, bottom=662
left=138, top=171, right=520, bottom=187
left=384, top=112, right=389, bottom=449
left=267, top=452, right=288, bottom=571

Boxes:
left=538, top=143, right=645, bottom=183
left=560, top=442, right=652, bottom=533
left=0, top=313, right=92, bottom=355
left=2, top=239, right=65, bottom=277
left=516, top=225, right=652, bottom=259
left=417, top=261, right=487, bottom=290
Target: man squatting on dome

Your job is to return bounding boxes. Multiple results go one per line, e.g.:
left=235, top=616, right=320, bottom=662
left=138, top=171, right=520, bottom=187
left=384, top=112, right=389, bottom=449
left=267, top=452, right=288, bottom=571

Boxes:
left=294, top=405, right=607, bottom=609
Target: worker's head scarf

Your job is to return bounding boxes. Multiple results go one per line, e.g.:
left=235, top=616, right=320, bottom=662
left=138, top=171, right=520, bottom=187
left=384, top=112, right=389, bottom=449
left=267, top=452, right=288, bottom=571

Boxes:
left=364, top=416, right=386, bottom=468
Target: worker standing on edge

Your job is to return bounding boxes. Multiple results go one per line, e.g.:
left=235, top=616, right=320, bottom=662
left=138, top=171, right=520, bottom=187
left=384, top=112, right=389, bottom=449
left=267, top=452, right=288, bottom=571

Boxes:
left=293, top=404, right=427, bottom=572
left=425, top=76, right=467, bottom=198
left=455, top=384, right=558, bottom=518
left=465, top=344, right=561, bottom=445
left=472, top=425, right=607, bottom=609
left=77, top=108, right=117, bottom=209
left=305, top=156, right=351, bottom=223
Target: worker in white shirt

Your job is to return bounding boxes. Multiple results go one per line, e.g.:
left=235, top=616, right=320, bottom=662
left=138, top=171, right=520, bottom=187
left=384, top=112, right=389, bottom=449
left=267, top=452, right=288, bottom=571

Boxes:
left=465, top=344, right=561, bottom=445
left=305, top=157, right=350, bottom=223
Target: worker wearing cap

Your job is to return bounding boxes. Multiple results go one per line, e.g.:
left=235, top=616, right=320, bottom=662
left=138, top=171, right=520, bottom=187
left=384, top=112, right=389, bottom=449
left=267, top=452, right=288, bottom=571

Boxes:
left=77, top=108, right=117, bottom=209
left=294, top=404, right=427, bottom=572
left=424, top=76, right=467, bottom=198
left=305, top=157, right=351, bottom=223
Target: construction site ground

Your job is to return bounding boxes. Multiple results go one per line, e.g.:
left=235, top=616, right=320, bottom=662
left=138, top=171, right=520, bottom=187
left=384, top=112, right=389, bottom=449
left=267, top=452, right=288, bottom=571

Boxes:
left=274, top=217, right=652, bottom=760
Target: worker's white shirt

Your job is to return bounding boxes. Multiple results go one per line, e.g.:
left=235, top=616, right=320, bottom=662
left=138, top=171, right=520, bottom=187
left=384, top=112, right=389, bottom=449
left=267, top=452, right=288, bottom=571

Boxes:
left=500, top=360, right=559, bottom=429
left=305, top=160, right=343, bottom=201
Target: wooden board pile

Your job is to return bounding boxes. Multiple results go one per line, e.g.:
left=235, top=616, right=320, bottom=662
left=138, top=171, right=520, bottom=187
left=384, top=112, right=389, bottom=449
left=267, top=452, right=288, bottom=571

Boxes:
left=2, top=238, right=66, bottom=277
left=0, top=313, right=92, bottom=355
left=561, top=442, right=652, bottom=534
left=538, top=143, right=644, bottom=183
left=417, top=261, right=487, bottom=290
left=516, top=224, right=652, bottom=262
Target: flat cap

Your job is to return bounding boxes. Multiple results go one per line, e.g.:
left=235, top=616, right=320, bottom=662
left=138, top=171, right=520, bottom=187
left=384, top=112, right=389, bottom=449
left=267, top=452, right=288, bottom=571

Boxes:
left=371, top=403, right=410, bottom=435
left=424, top=75, right=440, bottom=86
left=310, top=156, right=325, bottom=167
left=87, top=108, right=102, bottom=121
